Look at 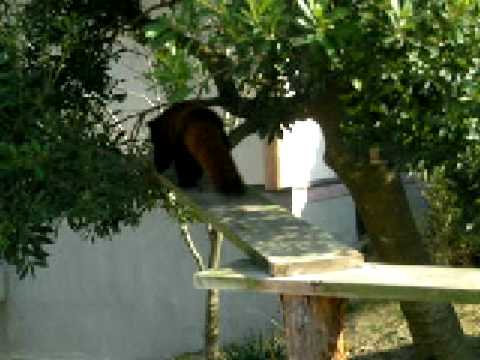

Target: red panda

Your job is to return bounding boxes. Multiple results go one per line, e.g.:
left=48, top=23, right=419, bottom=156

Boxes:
left=148, top=102, right=245, bottom=195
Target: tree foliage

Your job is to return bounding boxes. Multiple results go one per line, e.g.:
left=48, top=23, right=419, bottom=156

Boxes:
left=2, top=0, right=480, bottom=275
left=145, top=0, right=480, bottom=262
left=0, top=1, right=168, bottom=277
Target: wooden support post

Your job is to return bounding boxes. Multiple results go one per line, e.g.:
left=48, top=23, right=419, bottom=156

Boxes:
left=281, top=295, right=346, bottom=360
left=265, top=138, right=281, bottom=191
left=205, top=225, right=223, bottom=360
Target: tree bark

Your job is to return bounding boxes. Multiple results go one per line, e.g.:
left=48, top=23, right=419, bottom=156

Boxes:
left=309, top=88, right=476, bottom=360
left=205, top=225, right=223, bottom=360
left=282, top=295, right=347, bottom=360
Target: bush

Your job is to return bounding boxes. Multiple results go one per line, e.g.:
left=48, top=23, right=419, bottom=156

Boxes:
left=223, top=334, right=286, bottom=360
left=424, top=168, right=480, bottom=266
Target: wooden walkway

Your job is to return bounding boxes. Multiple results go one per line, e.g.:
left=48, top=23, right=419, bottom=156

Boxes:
left=160, top=176, right=363, bottom=276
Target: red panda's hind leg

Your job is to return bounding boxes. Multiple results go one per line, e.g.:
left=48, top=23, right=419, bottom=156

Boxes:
left=148, top=117, right=174, bottom=173
left=174, top=144, right=203, bottom=188
left=183, top=121, right=245, bottom=195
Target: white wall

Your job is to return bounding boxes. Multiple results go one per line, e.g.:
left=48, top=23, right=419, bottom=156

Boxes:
left=232, top=135, right=265, bottom=185
left=0, top=35, right=280, bottom=360
left=278, top=120, right=336, bottom=188
left=0, top=210, right=279, bottom=360
left=302, top=196, right=358, bottom=248
left=0, top=267, right=5, bottom=303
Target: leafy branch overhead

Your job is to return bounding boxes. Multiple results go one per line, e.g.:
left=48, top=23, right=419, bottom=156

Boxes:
left=0, top=1, right=177, bottom=276
left=1, top=0, right=480, bottom=276
left=146, top=0, right=480, bottom=256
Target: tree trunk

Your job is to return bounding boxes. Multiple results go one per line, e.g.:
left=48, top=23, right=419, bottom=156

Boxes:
left=309, top=88, right=476, bottom=360
left=205, top=225, right=223, bottom=360
left=282, top=295, right=347, bottom=360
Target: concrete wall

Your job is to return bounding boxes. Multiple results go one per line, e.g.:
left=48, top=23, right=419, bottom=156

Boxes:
left=232, top=135, right=265, bottom=186
left=405, top=181, right=429, bottom=233
left=0, top=210, right=280, bottom=360
left=302, top=196, right=358, bottom=248
left=0, top=188, right=361, bottom=360
left=0, top=33, right=281, bottom=360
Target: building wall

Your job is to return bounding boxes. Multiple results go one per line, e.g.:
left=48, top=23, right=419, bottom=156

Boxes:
left=278, top=120, right=336, bottom=188
left=302, top=196, right=358, bottom=248
left=0, top=32, right=279, bottom=360
left=232, top=135, right=265, bottom=185
left=0, top=210, right=280, bottom=360
left=0, top=186, right=362, bottom=360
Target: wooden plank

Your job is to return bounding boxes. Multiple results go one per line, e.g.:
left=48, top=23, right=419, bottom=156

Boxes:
left=194, top=260, right=480, bottom=303
left=158, top=175, right=363, bottom=276
left=205, top=226, right=223, bottom=360
left=282, top=295, right=347, bottom=360
left=264, top=138, right=281, bottom=191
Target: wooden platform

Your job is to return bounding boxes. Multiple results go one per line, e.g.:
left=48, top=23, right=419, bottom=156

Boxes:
left=158, top=175, right=363, bottom=276
left=157, top=173, right=480, bottom=359
left=194, top=260, right=480, bottom=303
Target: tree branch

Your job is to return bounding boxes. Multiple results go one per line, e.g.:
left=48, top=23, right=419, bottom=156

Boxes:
left=143, top=0, right=181, bottom=15
left=228, top=119, right=259, bottom=148
left=113, top=97, right=224, bottom=127
left=173, top=33, right=241, bottom=106
left=179, top=222, right=206, bottom=271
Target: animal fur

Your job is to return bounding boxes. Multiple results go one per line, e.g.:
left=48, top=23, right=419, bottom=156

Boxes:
left=148, top=102, right=245, bottom=195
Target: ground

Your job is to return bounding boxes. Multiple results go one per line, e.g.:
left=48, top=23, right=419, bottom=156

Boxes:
left=346, top=301, right=480, bottom=359
left=175, top=302, right=480, bottom=359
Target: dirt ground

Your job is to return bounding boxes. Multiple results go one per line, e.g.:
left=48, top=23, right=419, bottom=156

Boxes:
left=346, top=301, right=480, bottom=359
left=174, top=302, right=480, bottom=360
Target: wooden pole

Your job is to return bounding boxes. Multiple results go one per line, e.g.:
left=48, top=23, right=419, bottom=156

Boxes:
left=205, top=225, right=223, bottom=360
left=281, top=295, right=347, bottom=360
left=265, top=138, right=281, bottom=191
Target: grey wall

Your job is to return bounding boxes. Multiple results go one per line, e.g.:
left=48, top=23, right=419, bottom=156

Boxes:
left=299, top=180, right=429, bottom=250
left=405, top=181, right=429, bottom=233
left=0, top=29, right=280, bottom=360
left=0, top=302, right=6, bottom=356
left=0, top=184, right=428, bottom=360
left=302, top=195, right=358, bottom=248
left=0, top=209, right=280, bottom=360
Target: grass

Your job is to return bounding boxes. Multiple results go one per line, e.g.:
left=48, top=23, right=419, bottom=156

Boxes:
left=223, top=334, right=285, bottom=360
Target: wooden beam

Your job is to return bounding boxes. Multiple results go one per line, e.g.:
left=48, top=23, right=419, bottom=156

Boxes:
left=157, top=175, right=363, bottom=276
left=194, top=260, right=480, bottom=303
left=205, top=226, right=223, bottom=360
left=264, top=138, right=281, bottom=191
